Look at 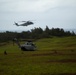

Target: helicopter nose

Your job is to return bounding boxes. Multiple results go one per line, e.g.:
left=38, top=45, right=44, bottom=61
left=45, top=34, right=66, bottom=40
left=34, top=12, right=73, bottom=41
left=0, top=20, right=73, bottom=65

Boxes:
left=32, top=22, right=34, bottom=24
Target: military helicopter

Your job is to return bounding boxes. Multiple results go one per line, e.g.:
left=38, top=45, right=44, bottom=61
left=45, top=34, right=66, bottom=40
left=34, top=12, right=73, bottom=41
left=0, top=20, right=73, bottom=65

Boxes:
left=14, top=21, right=34, bottom=26
left=13, top=38, right=36, bottom=51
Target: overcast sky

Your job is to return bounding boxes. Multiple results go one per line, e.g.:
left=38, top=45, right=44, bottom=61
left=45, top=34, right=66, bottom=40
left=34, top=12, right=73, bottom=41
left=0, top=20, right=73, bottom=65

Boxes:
left=0, top=0, right=76, bottom=31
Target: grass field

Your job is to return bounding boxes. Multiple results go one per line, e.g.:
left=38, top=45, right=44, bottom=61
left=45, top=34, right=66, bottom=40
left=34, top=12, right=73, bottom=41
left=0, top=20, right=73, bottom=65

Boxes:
left=0, top=36, right=76, bottom=75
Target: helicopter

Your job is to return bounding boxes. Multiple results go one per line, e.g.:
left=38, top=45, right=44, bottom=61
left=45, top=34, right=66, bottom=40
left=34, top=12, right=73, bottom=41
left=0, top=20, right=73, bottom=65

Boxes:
left=14, top=21, right=34, bottom=26
left=13, top=38, right=36, bottom=51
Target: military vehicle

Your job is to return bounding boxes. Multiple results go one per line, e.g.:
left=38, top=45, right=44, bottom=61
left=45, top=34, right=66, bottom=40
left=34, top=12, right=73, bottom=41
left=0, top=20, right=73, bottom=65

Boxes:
left=13, top=38, right=36, bottom=51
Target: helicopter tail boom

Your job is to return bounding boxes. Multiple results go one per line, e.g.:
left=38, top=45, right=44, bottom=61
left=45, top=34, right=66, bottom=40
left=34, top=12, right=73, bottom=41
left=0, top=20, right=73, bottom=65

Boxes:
left=14, top=22, right=19, bottom=26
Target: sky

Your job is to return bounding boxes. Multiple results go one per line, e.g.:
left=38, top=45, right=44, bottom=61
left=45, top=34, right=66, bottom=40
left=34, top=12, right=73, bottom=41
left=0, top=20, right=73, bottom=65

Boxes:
left=0, top=0, right=76, bottom=32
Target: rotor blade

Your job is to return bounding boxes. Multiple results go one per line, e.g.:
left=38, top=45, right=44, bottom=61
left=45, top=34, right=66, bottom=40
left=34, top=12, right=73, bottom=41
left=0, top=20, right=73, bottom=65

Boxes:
left=22, top=21, right=27, bottom=22
left=19, top=21, right=27, bottom=22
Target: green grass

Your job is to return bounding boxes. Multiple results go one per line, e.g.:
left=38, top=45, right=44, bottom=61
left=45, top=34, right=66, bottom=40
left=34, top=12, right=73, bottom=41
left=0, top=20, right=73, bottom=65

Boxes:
left=0, top=36, right=76, bottom=75
left=36, top=36, right=76, bottom=51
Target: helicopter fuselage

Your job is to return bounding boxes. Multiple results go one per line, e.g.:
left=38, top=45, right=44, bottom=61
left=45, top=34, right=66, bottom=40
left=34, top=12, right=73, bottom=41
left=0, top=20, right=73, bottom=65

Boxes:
left=14, top=21, right=34, bottom=26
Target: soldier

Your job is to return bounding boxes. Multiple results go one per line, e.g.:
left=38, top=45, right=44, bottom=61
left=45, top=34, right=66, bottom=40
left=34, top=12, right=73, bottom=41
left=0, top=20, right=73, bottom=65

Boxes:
left=4, top=50, right=7, bottom=55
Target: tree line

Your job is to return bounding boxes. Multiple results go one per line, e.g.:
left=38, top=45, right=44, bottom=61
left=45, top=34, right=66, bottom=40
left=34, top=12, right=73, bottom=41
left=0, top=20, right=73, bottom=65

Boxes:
left=0, top=26, right=75, bottom=42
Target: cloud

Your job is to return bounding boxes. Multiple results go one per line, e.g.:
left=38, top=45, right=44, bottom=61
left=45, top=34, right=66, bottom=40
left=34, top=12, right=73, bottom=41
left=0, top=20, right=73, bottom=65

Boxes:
left=0, top=0, right=76, bottom=13
left=0, top=0, right=76, bottom=31
left=0, top=0, right=59, bottom=12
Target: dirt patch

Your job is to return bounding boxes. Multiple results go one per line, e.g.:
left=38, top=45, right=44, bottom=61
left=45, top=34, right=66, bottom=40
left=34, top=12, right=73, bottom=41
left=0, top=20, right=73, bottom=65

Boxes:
left=60, top=59, right=76, bottom=63
left=32, top=52, right=76, bottom=57
left=40, top=73, right=76, bottom=75
left=52, top=73, right=76, bottom=75
left=0, top=43, right=6, bottom=46
left=32, top=53, right=53, bottom=56
left=47, top=59, right=76, bottom=63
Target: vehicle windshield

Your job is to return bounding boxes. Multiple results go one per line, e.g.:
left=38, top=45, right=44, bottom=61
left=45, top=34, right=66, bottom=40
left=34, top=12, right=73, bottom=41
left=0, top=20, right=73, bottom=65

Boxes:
left=25, top=42, right=34, bottom=45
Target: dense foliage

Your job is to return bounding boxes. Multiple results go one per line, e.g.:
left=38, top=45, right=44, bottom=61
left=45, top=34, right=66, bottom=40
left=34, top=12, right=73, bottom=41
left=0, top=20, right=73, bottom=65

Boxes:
left=0, top=26, right=75, bottom=42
